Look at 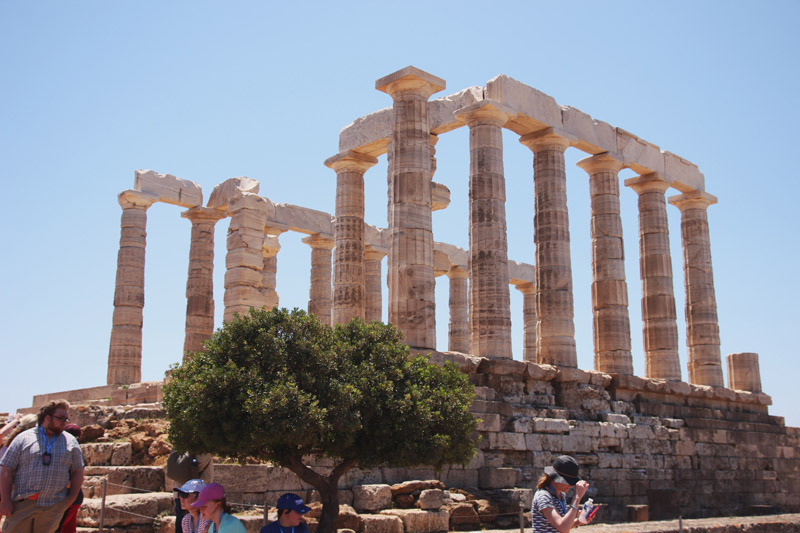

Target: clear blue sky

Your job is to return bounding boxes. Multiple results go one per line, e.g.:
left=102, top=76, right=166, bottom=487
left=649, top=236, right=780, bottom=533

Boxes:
left=2, top=1, right=798, bottom=427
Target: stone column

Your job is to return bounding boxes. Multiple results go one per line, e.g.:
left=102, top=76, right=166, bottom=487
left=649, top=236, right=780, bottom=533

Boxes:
left=377, top=66, right=445, bottom=350
left=455, top=101, right=514, bottom=359
left=107, top=190, right=157, bottom=385
left=325, top=151, right=378, bottom=324
left=669, top=191, right=723, bottom=387
left=364, top=246, right=386, bottom=323
left=514, top=282, right=537, bottom=363
left=519, top=129, right=577, bottom=367
left=625, top=173, right=681, bottom=381
left=302, top=234, right=334, bottom=326
left=224, top=194, right=267, bottom=322
left=447, top=266, right=469, bottom=353
left=727, top=352, right=762, bottom=393
left=181, top=207, right=226, bottom=358
left=577, top=153, right=633, bottom=374
left=261, top=231, right=282, bottom=310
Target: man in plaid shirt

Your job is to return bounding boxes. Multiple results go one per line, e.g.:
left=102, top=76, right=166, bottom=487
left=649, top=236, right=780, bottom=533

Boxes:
left=0, top=400, right=85, bottom=532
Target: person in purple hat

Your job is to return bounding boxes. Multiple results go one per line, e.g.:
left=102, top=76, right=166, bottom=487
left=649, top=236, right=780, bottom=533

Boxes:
left=260, top=493, right=311, bottom=533
left=192, top=483, right=246, bottom=533
left=531, top=455, right=593, bottom=532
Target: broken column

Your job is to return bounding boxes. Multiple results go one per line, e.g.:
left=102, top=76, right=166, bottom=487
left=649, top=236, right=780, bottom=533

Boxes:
left=377, top=66, right=445, bottom=350
left=224, top=194, right=268, bottom=322
left=625, top=173, right=681, bottom=381
left=520, top=129, right=577, bottom=367
left=303, top=233, right=334, bottom=326
left=455, top=101, right=514, bottom=359
left=727, top=352, right=762, bottom=393
left=577, top=153, right=633, bottom=374
left=107, top=190, right=157, bottom=385
left=364, top=246, right=385, bottom=323
left=326, top=151, right=378, bottom=324
left=181, top=207, right=226, bottom=357
left=669, top=191, right=723, bottom=387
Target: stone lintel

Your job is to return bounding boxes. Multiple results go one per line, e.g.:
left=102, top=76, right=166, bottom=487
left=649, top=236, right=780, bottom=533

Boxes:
left=508, top=260, right=535, bottom=286
left=616, top=129, right=665, bottom=176
left=576, top=152, right=624, bottom=175
left=433, top=249, right=451, bottom=277
left=669, top=190, right=718, bottom=211
left=324, top=150, right=379, bottom=173
left=485, top=74, right=562, bottom=132
left=118, top=190, right=158, bottom=209
left=269, top=203, right=333, bottom=236
left=134, top=169, right=203, bottom=208
left=364, top=245, right=386, bottom=261
left=664, top=150, right=705, bottom=192
left=376, top=66, right=445, bottom=98
left=624, top=172, right=672, bottom=195
left=454, top=99, right=515, bottom=127
left=206, top=177, right=259, bottom=211
left=519, top=127, right=578, bottom=151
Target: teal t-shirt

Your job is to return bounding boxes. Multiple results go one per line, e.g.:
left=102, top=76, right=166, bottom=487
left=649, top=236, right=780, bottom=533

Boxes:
left=209, top=513, right=247, bottom=533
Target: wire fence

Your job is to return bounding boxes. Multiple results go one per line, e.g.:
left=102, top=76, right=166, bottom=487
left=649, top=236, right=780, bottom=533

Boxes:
left=90, top=479, right=529, bottom=532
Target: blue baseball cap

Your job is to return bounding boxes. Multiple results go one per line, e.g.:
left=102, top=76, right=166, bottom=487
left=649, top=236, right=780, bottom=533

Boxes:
left=174, top=479, right=207, bottom=495
left=277, top=493, right=311, bottom=514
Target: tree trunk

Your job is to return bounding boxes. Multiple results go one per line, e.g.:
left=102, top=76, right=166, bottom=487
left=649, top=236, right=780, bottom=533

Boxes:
left=284, top=456, right=357, bottom=533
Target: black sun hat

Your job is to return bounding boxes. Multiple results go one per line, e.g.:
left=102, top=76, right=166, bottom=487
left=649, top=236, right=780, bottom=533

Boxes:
left=544, top=455, right=581, bottom=486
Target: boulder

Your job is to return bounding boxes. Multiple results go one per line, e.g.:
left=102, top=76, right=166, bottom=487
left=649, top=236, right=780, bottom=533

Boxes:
left=78, top=492, right=173, bottom=527
left=378, top=509, right=450, bottom=533
left=358, top=513, right=404, bottom=533
left=353, top=484, right=392, bottom=513
left=416, top=489, right=443, bottom=510
left=446, top=503, right=480, bottom=530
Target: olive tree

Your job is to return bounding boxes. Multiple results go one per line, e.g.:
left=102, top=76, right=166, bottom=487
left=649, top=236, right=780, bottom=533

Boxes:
left=163, top=307, right=477, bottom=533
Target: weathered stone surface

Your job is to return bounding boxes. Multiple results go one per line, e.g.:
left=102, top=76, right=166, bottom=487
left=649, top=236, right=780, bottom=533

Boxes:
left=134, top=169, right=202, bottom=208
left=358, top=513, right=404, bottom=533
left=416, top=489, right=444, bottom=510
left=378, top=509, right=449, bottom=533
left=354, top=484, right=393, bottom=513
left=446, top=502, right=480, bottom=530
left=390, top=480, right=445, bottom=496
left=214, top=464, right=303, bottom=493
left=78, top=492, right=173, bottom=526
left=478, top=467, right=517, bottom=489
left=206, top=176, right=259, bottom=210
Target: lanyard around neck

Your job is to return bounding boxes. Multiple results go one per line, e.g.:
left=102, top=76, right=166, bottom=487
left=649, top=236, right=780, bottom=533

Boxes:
left=547, top=484, right=566, bottom=515
left=39, top=426, right=55, bottom=454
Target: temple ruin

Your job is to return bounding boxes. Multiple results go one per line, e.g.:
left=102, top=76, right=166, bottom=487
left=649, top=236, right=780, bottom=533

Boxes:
left=30, top=67, right=799, bottom=522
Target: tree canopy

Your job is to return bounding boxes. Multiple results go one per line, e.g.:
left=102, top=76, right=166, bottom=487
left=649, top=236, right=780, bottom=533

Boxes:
left=163, top=307, right=478, bottom=532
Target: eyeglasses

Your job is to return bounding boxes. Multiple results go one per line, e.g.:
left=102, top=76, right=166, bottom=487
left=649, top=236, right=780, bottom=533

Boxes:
left=178, top=493, right=198, bottom=499
left=51, top=415, right=70, bottom=422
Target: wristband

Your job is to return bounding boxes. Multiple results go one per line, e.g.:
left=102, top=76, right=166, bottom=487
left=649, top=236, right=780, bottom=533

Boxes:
left=569, top=504, right=580, bottom=512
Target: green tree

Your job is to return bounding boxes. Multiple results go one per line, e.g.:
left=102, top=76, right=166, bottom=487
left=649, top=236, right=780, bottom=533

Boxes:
left=163, top=307, right=477, bottom=533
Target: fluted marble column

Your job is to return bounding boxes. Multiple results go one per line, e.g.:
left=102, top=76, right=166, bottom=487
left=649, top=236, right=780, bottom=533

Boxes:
left=224, top=194, right=267, bottom=322
left=727, top=352, right=762, bottom=393
left=364, top=246, right=385, bottom=323
left=514, top=282, right=537, bottom=363
left=447, top=266, right=469, bottom=353
left=669, top=191, right=723, bottom=387
left=325, top=151, right=378, bottom=324
left=577, top=153, right=633, bottom=374
left=520, top=129, right=577, bottom=367
left=377, top=66, right=445, bottom=350
left=107, top=190, right=157, bottom=385
left=303, top=234, right=334, bottom=326
left=181, top=207, right=226, bottom=358
left=456, top=101, right=513, bottom=358
left=261, top=231, right=282, bottom=310
left=625, top=173, right=681, bottom=380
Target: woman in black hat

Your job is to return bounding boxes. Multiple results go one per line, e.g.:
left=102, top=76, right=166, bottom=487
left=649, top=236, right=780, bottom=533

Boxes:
left=531, top=455, right=592, bottom=532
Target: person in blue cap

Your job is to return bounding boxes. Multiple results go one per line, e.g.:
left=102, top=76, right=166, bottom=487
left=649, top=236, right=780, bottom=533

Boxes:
left=260, top=493, right=311, bottom=533
left=175, top=479, right=211, bottom=533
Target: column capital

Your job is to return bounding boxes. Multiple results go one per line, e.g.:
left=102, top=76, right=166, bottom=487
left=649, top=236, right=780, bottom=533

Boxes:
left=118, top=190, right=158, bottom=209
left=324, top=150, right=379, bottom=173
left=376, top=66, right=445, bottom=99
left=454, top=100, right=515, bottom=127
left=669, top=190, right=718, bottom=211
left=365, top=245, right=387, bottom=261
left=519, top=128, right=577, bottom=152
left=262, top=233, right=281, bottom=257
left=181, top=206, right=227, bottom=223
left=625, top=172, right=672, bottom=195
left=513, top=281, right=536, bottom=295
left=576, top=152, right=624, bottom=175
left=302, top=233, right=334, bottom=250
left=446, top=265, right=468, bottom=279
